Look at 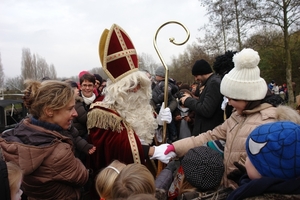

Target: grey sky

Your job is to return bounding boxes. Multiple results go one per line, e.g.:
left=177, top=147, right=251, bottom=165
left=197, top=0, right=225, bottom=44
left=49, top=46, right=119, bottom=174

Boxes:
left=0, top=0, right=208, bottom=78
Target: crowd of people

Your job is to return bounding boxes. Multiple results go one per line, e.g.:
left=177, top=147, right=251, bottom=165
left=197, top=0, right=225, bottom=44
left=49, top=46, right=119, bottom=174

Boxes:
left=0, top=23, right=300, bottom=200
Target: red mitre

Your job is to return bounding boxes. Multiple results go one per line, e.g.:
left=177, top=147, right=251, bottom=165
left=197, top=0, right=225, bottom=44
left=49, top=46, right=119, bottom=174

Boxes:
left=99, top=24, right=139, bottom=83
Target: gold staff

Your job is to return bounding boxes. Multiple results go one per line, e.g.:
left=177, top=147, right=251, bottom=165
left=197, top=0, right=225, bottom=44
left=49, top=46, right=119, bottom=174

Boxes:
left=153, top=21, right=190, bottom=175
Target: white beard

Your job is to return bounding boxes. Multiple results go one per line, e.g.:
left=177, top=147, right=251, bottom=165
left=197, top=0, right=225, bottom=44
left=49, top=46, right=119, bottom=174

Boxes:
left=116, top=89, right=158, bottom=145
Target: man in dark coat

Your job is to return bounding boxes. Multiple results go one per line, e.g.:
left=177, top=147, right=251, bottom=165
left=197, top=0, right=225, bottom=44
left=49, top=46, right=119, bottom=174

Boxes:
left=179, top=59, right=224, bottom=136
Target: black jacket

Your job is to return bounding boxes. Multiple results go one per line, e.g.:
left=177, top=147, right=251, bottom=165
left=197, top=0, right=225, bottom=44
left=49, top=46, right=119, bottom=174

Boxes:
left=184, top=74, right=224, bottom=136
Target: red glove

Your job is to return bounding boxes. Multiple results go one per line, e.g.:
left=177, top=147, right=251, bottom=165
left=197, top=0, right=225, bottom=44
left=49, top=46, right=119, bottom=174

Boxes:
left=164, top=144, right=175, bottom=155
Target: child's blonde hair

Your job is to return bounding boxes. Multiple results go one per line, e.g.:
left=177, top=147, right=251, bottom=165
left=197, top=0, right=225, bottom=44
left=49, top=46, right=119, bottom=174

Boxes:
left=112, top=163, right=155, bottom=199
left=95, top=160, right=126, bottom=199
left=7, top=161, right=23, bottom=198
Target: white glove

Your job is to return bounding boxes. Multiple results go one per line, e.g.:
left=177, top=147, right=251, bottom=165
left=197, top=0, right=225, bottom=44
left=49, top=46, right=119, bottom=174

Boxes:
left=150, top=143, right=177, bottom=164
left=157, top=102, right=172, bottom=125
left=221, top=96, right=228, bottom=111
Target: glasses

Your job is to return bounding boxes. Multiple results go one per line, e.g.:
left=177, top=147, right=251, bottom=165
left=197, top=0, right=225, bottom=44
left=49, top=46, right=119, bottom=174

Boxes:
left=81, top=84, right=94, bottom=88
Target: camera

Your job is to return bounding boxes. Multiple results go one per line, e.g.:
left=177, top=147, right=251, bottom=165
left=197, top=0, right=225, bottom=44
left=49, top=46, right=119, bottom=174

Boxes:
left=176, top=91, right=185, bottom=99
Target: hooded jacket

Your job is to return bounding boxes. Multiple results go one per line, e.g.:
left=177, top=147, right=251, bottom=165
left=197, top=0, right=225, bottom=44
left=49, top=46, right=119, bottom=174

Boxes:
left=0, top=117, right=89, bottom=200
left=172, top=104, right=300, bottom=189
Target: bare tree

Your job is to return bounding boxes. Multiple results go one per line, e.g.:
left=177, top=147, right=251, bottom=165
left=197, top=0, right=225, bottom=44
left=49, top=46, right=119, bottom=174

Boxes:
left=21, top=48, right=58, bottom=81
left=0, top=53, right=5, bottom=89
left=246, top=0, right=300, bottom=104
left=5, top=76, right=24, bottom=92
left=21, top=48, right=34, bottom=80
left=198, top=0, right=253, bottom=51
left=49, top=64, right=57, bottom=79
left=138, top=53, right=159, bottom=75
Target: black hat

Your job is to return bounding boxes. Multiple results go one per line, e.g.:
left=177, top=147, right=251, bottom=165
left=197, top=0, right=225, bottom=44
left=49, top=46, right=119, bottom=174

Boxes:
left=94, top=74, right=103, bottom=84
left=181, top=146, right=224, bottom=191
left=69, top=81, right=78, bottom=89
left=192, top=59, right=213, bottom=76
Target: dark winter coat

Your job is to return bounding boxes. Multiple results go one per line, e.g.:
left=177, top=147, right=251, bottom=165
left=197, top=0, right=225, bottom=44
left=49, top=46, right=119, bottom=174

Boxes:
left=152, top=79, right=179, bottom=113
left=60, top=124, right=93, bottom=155
left=227, top=174, right=300, bottom=200
left=73, top=95, right=88, bottom=137
left=184, top=73, right=224, bottom=136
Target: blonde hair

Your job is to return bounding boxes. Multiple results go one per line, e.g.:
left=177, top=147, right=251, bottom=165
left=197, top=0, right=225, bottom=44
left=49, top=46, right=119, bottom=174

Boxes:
left=7, top=162, right=23, bottom=198
left=95, top=160, right=126, bottom=199
left=22, top=80, right=75, bottom=118
left=112, top=163, right=155, bottom=199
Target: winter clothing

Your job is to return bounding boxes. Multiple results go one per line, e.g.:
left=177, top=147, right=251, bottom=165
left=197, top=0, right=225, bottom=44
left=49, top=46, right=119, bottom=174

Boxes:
left=172, top=104, right=292, bottom=189
left=191, top=59, right=213, bottom=76
left=155, top=66, right=166, bottom=77
left=227, top=174, right=300, bottom=199
left=73, top=95, right=89, bottom=137
left=221, top=48, right=268, bottom=101
left=184, top=73, right=224, bottom=136
left=246, top=121, right=300, bottom=179
left=173, top=103, right=195, bottom=139
left=94, top=73, right=103, bottom=84
left=152, top=79, right=179, bottom=110
left=0, top=160, right=10, bottom=200
left=60, top=124, right=93, bottom=156
left=0, top=117, right=89, bottom=200
left=181, top=146, right=224, bottom=191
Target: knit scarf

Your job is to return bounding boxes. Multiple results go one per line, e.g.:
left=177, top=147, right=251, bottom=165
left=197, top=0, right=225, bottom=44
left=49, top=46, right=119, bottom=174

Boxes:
left=82, top=93, right=96, bottom=105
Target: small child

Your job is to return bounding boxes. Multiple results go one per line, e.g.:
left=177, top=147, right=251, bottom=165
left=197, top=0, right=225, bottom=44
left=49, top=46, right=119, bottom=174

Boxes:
left=112, top=163, right=156, bottom=199
left=95, top=160, right=126, bottom=200
left=227, top=121, right=300, bottom=199
left=173, top=89, right=195, bottom=139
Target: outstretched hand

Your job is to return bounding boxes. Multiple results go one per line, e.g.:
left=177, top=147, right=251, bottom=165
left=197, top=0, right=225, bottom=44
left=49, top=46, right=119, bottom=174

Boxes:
left=227, top=161, right=247, bottom=184
left=150, top=143, right=176, bottom=164
left=164, top=144, right=175, bottom=155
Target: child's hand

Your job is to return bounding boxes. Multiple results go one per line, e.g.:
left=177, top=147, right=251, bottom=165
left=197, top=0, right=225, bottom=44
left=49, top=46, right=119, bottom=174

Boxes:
left=88, top=146, right=96, bottom=154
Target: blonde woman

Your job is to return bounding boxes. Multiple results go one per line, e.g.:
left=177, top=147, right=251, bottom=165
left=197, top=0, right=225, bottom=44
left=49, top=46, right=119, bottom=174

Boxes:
left=0, top=80, right=89, bottom=199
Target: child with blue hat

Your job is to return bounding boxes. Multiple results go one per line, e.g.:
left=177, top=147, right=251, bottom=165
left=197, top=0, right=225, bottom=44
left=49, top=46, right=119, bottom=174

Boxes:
left=227, top=121, right=300, bottom=199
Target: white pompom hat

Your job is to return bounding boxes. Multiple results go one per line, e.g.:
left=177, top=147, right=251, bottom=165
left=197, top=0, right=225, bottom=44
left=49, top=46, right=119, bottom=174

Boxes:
left=220, top=48, right=267, bottom=101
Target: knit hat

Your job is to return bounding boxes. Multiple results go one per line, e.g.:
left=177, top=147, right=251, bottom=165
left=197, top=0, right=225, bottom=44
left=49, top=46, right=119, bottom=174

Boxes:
left=191, top=59, right=213, bottom=76
left=205, top=140, right=225, bottom=157
left=246, top=121, right=300, bottom=179
left=99, top=24, right=138, bottom=83
left=155, top=66, right=165, bottom=77
left=79, top=71, right=89, bottom=79
left=181, top=146, right=224, bottom=191
left=220, top=48, right=267, bottom=100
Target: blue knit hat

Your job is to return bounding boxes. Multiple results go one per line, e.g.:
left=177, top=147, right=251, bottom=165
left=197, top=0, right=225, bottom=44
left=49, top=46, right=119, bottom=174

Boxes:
left=246, top=121, right=300, bottom=179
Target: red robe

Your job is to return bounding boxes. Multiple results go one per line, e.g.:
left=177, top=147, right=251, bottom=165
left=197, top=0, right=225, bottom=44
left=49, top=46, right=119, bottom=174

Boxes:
left=86, top=101, right=145, bottom=174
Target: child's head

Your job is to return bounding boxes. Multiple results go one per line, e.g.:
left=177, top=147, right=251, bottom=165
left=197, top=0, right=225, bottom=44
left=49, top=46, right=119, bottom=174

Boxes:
left=0, top=161, right=23, bottom=200
left=181, top=146, right=224, bottom=191
left=111, top=163, right=155, bottom=199
left=220, top=48, right=268, bottom=102
left=246, top=121, right=300, bottom=180
left=95, top=160, right=126, bottom=199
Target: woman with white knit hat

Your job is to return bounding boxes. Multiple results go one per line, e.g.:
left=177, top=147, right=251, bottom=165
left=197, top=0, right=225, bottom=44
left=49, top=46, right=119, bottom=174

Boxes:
left=150, top=48, right=300, bottom=193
